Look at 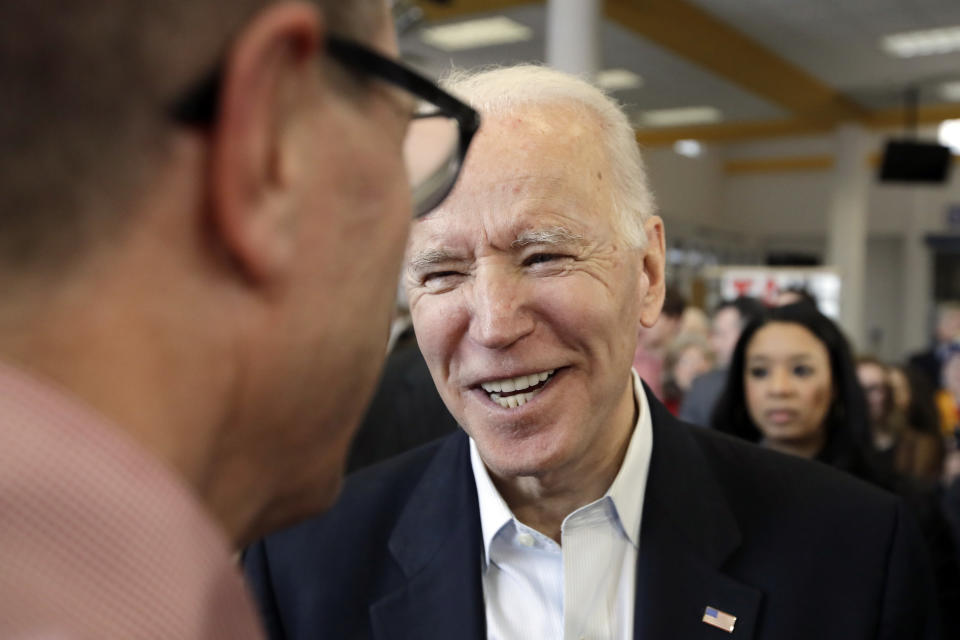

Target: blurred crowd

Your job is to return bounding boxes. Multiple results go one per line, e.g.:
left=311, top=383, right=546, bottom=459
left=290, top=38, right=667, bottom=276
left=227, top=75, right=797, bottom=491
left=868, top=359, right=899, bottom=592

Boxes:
left=633, top=291, right=960, bottom=631
left=634, top=296, right=960, bottom=486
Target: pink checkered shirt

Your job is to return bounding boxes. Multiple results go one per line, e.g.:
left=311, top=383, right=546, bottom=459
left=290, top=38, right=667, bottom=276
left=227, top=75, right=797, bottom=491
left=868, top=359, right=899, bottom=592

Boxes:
left=0, top=361, right=265, bottom=639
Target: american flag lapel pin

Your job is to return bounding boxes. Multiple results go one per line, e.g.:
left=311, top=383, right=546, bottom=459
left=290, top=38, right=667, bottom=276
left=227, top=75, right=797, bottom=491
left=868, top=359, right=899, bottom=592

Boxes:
left=702, top=606, right=737, bottom=633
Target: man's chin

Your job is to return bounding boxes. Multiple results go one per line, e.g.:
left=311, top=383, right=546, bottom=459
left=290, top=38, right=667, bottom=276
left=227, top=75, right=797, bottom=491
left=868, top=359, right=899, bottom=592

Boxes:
left=476, top=439, right=569, bottom=481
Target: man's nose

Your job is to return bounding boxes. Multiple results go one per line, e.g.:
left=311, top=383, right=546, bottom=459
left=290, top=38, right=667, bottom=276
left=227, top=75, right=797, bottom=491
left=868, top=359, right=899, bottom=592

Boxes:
left=467, top=267, right=535, bottom=349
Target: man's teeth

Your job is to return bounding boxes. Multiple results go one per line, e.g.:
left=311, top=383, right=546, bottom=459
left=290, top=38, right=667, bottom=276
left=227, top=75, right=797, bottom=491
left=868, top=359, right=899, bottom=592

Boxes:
left=480, top=369, right=555, bottom=409
left=491, top=390, right=537, bottom=409
left=480, top=370, right=553, bottom=394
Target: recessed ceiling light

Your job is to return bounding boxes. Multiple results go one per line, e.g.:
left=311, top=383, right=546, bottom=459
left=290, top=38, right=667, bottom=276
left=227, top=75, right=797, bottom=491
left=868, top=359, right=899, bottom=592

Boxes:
left=882, top=25, right=960, bottom=58
left=940, top=81, right=960, bottom=102
left=674, top=139, right=703, bottom=158
left=639, top=106, right=722, bottom=127
left=939, top=119, right=960, bottom=154
left=595, top=69, right=643, bottom=91
left=420, top=16, right=533, bottom=51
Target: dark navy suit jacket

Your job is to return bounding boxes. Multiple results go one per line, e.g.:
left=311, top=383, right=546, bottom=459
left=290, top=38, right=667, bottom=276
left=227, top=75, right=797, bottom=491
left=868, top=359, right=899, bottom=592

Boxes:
left=244, top=392, right=940, bottom=639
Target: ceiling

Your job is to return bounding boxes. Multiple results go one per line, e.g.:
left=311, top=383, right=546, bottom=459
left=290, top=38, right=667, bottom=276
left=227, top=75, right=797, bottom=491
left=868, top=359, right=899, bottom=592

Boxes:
left=400, top=0, right=960, bottom=144
left=689, top=0, right=960, bottom=105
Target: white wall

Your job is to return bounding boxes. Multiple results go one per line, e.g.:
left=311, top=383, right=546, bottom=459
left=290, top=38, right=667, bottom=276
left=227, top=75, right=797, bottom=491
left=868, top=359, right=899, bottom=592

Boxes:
left=641, top=144, right=724, bottom=228
left=642, top=124, right=960, bottom=361
left=722, top=170, right=832, bottom=237
left=717, top=127, right=960, bottom=240
left=863, top=236, right=905, bottom=361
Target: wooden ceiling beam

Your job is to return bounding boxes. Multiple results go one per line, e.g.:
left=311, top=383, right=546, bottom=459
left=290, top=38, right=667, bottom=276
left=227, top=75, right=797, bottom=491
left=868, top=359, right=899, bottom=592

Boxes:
left=724, top=155, right=835, bottom=175
left=605, top=0, right=866, bottom=124
left=867, top=103, right=960, bottom=129
left=415, top=0, right=866, bottom=124
left=635, top=118, right=833, bottom=147
left=414, top=2, right=960, bottom=144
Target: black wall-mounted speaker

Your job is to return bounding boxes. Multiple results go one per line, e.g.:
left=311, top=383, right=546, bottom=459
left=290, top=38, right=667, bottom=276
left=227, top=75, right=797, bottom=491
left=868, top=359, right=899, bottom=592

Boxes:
left=878, top=139, right=952, bottom=184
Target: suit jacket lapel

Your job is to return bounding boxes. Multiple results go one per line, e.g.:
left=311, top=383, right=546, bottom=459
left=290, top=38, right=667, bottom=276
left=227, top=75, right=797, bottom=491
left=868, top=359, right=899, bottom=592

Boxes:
left=635, top=392, right=762, bottom=639
left=370, top=432, right=485, bottom=640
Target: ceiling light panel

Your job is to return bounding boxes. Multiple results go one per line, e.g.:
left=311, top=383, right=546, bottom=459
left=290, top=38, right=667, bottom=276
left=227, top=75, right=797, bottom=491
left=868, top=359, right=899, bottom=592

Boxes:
left=595, top=69, right=644, bottom=91
left=420, top=16, right=533, bottom=51
left=882, top=25, right=960, bottom=58
left=941, top=81, right=960, bottom=102
left=939, top=119, right=960, bottom=154
left=674, top=139, right=703, bottom=158
left=639, top=106, right=722, bottom=127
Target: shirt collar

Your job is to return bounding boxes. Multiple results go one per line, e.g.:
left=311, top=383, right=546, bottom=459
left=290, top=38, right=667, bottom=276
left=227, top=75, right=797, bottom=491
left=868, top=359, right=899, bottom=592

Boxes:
left=606, top=369, right=653, bottom=548
left=470, top=369, right=654, bottom=566
left=470, top=437, right=514, bottom=568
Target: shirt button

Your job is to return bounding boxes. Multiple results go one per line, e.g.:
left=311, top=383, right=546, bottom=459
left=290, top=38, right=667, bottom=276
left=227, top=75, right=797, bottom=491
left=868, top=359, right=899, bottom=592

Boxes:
left=516, top=532, right=535, bottom=547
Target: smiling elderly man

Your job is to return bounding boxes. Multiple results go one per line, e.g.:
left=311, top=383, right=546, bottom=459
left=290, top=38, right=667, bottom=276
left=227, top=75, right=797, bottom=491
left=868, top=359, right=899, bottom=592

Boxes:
left=245, top=66, right=939, bottom=640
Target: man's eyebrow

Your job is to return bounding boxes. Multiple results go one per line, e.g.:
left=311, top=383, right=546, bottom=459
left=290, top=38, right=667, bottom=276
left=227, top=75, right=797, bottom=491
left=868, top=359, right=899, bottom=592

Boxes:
left=511, top=226, right=587, bottom=249
left=407, top=248, right=462, bottom=272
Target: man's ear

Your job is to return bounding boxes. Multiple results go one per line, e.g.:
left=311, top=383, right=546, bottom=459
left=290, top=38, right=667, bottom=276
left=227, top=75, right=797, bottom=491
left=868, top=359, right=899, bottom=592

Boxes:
left=638, top=215, right=666, bottom=329
left=207, top=2, right=323, bottom=284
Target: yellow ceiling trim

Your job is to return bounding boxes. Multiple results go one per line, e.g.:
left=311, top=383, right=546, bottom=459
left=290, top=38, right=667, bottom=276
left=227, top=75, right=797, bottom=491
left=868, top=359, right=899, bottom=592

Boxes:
left=866, top=103, right=960, bottom=129
left=635, top=118, right=834, bottom=146
left=724, top=155, right=835, bottom=175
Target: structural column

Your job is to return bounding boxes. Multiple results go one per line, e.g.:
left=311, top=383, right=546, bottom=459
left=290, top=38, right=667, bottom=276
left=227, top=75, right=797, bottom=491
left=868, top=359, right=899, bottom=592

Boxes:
left=901, top=190, right=934, bottom=355
left=546, top=0, right=601, bottom=77
left=825, top=123, right=871, bottom=350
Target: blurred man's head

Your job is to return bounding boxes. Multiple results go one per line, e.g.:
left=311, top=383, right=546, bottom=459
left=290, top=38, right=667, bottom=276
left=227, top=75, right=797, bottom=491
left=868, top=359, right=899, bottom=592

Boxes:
left=935, top=303, right=960, bottom=345
left=775, top=286, right=817, bottom=309
left=0, top=0, right=386, bottom=274
left=0, top=0, right=457, bottom=544
left=666, top=333, right=714, bottom=394
left=942, top=345, right=960, bottom=399
left=405, top=65, right=664, bottom=482
left=637, top=285, right=686, bottom=352
left=709, top=297, right=766, bottom=368
left=856, top=357, right=891, bottom=428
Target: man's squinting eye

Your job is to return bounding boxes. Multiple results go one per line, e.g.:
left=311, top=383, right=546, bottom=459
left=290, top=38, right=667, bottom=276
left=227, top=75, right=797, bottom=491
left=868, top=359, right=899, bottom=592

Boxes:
left=421, top=270, right=464, bottom=289
left=523, top=253, right=570, bottom=267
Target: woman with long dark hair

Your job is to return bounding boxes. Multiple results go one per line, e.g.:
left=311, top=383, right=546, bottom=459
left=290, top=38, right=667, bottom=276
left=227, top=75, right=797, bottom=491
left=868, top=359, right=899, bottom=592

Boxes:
left=711, top=303, right=880, bottom=483
left=712, top=303, right=960, bottom=632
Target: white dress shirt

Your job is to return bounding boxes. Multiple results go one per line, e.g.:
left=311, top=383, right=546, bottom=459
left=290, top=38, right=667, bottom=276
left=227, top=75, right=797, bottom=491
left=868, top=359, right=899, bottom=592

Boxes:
left=470, top=370, right=653, bottom=640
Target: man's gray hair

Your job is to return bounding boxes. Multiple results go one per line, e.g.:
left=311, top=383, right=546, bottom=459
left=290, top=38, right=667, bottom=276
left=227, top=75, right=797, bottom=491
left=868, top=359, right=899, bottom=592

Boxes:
left=441, top=65, right=656, bottom=249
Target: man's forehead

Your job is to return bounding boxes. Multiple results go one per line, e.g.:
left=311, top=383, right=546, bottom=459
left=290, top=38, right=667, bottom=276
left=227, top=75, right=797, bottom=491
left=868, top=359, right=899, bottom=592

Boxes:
left=407, top=223, right=588, bottom=265
left=468, top=104, right=602, bottom=164
left=405, top=103, right=615, bottom=261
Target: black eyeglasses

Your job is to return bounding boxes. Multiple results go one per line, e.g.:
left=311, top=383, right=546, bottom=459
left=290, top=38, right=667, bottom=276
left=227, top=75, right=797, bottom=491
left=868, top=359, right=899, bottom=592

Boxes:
left=170, top=34, right=480, bottom=218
